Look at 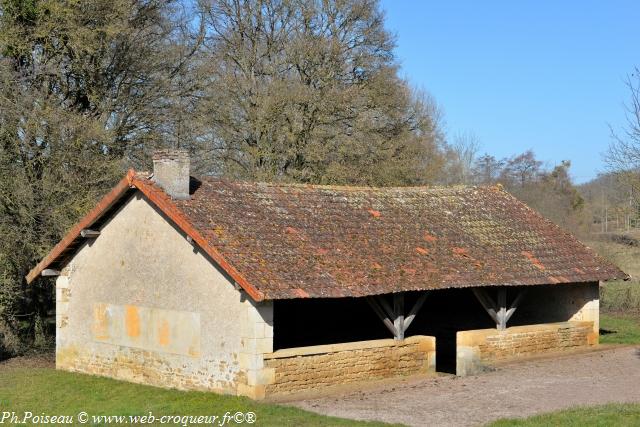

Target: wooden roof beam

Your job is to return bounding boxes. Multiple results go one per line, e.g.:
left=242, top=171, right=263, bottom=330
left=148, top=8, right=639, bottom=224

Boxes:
left=80, top=229, right=100, bottom=238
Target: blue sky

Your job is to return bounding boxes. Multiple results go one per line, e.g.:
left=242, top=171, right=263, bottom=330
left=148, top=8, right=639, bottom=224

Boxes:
left=380, top=1, right=639, bottom=183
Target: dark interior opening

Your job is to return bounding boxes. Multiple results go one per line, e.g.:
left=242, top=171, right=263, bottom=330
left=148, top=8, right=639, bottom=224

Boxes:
left=273, top=297, right=390, bottom=350
left=272, top=289, right=495, bottom=372
left=507, top=284, right=588, bottom=326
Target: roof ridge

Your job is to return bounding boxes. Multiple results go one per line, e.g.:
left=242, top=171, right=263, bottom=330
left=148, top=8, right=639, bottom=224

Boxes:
left=197, top=176, right=505, bottom=193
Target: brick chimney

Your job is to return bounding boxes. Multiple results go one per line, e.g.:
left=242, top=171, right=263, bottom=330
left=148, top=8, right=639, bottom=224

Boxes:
left=152, top=149, right=190, bottom=200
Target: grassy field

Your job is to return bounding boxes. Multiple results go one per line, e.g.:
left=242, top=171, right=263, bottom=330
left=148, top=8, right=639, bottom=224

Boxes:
left=0, top=363, right=395, bottom=427
left=489, top=403, right=640, bottom=426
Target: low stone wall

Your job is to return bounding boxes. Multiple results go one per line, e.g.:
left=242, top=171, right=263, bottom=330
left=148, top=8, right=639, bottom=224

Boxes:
left=263, top=335, right=435, bottom=395
left=457, top=321, right=596, bottom=376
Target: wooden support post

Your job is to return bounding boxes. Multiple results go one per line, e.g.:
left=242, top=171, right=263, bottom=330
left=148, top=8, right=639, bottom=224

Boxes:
left=497, top=288, right=507, bottom=330
left=393, top=293, right=405, bottom=341
left=80, top=229, right=100, bottom=238
left=369, top=291, right=429, bottom=340
left=41, top=269, right=60, bottom=277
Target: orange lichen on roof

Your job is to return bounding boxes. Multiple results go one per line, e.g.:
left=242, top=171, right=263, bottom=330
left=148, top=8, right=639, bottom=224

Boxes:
left=212, top=225, right=225, bottom=238
left=416, top=247, right=430, bottom=255
left=368, top=209, right=381, bottom=218
left=293, top=288, right=309, bottom=298
left=522, top=251, right=546, bottom=270
left=423, top=232, right=438, bottom=243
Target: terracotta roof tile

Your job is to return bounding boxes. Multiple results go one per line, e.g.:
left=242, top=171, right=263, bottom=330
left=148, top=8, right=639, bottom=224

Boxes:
left=170, top=177, right=627, bottom=299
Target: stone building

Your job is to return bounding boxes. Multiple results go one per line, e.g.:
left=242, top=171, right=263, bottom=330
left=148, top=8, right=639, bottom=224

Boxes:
left=27, top=150, right=628, bottom=399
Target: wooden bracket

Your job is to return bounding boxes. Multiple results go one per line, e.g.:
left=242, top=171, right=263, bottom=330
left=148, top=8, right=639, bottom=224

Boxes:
left=505, top=290, right=526, bottom=324
left=471, top=288, right=498, bottom=324
left=472, top=287, right=526, bottom=330
left=404, top=292, right=430, bottom=332
left=366, top=296, right=398, bottom=337
left=367, top=291, right=430, bottom=340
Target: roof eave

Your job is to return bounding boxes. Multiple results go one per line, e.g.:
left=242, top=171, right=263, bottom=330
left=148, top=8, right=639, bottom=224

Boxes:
left=25, top=170, right=265, bottom=302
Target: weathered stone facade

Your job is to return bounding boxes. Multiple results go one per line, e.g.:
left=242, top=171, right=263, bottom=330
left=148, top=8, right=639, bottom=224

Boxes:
left=456, top=321, right=596, bottom=376
left=55, top=194, right=274, bottom=399
left=263, top=336, right=435, bottom=395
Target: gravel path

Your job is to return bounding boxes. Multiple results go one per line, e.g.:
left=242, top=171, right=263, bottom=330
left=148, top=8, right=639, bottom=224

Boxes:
left=290, top=346, right=640, bottom=427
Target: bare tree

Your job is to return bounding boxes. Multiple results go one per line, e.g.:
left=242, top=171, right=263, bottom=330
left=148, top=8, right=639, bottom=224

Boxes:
left=194, top=0, right=446, bottom=185
left=607, top=68, right=640, bottom=203
left=441, top=131, right=481, bottom=185
left=473, top=154, right=504, bottom=185
left=500, top=150, right=543, bottom=187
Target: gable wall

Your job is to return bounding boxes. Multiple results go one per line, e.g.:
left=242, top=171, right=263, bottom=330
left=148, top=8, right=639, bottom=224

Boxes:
left=55, top=193, right=274, bottom=398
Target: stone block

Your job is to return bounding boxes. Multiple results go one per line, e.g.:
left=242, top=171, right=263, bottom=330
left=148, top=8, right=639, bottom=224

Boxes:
left=56, top=275, right=71, bottom=289
left=238, top=353, right=264, bottom=370
left=242, top=337, right=273, bottom=355
left=237, top=383, right=266, bottom=400
left=247, top=368, right=275, bottom=386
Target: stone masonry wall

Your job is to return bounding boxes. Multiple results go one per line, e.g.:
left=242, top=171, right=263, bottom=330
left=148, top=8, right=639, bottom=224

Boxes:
left=477, top=322, right=594, bottom=361
left=457, top=321, right=595, bottom=376
left=56, top=194, right=274, bottom=399
left=264, top=336, right=435, bottom=395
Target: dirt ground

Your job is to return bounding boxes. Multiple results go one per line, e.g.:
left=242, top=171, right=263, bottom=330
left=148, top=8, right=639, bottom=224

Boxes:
left=290, top=346, right=640, bottom=427
left=0, top=353, right=54, bottom=370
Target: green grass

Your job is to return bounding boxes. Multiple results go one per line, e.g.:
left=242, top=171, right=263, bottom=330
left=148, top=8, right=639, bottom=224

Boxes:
left=0, top=366, right=396, bottom=426
left=488, top=403, right=640, bottom=426
left=600, top=314, right=640, bottom=345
